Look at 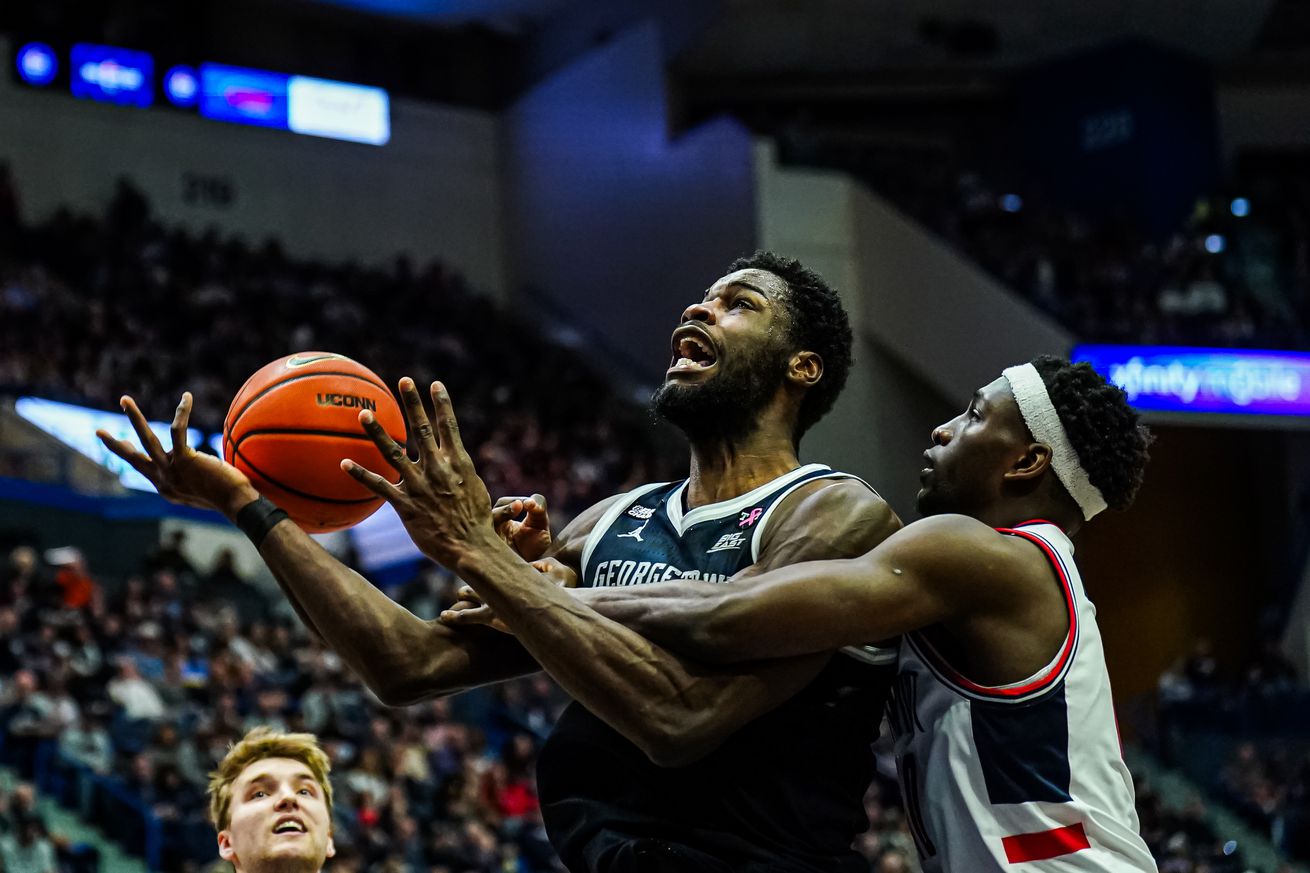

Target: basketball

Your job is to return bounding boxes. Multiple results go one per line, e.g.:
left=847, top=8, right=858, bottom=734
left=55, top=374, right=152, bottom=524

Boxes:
left=223, top=352, right=406, bottom=533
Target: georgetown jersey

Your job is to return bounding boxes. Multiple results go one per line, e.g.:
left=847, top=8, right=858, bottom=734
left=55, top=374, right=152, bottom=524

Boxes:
left=890, top=522, right=1156, bottom=872
left=536, top=464, right=896, bottom=873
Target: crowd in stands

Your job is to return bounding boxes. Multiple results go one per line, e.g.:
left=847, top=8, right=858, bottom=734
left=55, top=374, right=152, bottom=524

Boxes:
left=0, top=167, right=677, bottom=522
left=779, top=137, right=1310, bottom=350
left=1155, top=639, right=1310, bottom=866
left=0, top=537, right=932, bottom=873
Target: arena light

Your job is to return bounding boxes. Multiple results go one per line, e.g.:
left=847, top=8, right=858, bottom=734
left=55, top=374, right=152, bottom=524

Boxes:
left=14, top=397, right=202, bottom=492
left=999, top=193, right=1023, bottom=213
left=70, top=43, right=154, bottom=107
left=1073, top=345, right=1310, bottom=419
left=1229, top=197, right=1250, bottom=218
left=164, top=65, right=200, bottom=107
left=16, top=42, right=58, bottom=86
left=1203, top=233, right=1225, bottom=254
left=288, top=75, right=390, bottom=145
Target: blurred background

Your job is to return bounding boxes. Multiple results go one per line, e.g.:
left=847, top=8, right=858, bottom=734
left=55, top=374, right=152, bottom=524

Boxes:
left=0, top=0, right=1308, bottom=870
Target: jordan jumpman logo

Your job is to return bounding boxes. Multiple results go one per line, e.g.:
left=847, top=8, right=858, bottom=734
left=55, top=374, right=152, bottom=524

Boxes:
left=618, top=517, right=650, bottom=542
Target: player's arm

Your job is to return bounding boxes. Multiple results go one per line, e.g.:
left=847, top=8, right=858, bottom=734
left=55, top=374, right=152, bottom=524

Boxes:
left=251, top=495, right=615, bottom=704
left=349, top=384, right=913, bottom=765
left=579, top=513, right=1016, bottom=663
left=96, top=392, right=564, bottom=704
left=344, top=382, right=844, bottom=765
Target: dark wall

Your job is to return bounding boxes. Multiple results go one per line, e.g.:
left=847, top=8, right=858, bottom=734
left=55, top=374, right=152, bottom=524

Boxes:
left=1075, top=424, right=1290, bottom=703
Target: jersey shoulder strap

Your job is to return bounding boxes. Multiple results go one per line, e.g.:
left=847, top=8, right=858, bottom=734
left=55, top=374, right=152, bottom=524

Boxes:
left=579, top=481, right=674, bottom=582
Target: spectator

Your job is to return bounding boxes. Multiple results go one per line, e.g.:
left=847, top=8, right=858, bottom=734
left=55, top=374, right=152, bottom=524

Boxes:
left=0, top=817, right=57, bottom=873
left=106, top=657, right=166, bottom=721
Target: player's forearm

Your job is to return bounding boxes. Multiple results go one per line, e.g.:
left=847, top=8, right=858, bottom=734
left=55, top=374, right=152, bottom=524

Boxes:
left=577, top=585, right=730, bottom=657
left=455, top=542, right=761, bottom=762
left=255, top=519, right=539, bottom=703
left=257, top=519, right=440, bottom=697
left=586, top=558, right=894, bottom=664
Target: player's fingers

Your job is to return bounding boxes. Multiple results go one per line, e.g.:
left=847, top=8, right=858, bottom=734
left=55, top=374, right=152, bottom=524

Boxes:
left=493, top=496, right=526, bottom=509
left=169, top=393, right=194, bottom=454
left=341, top=459, right=402, bottom=500
left=456, top=585, right=482, bottom=603
left=532, top=557, right=578, bottom=587
left=439, top=603, right=497, bottom=626
left=524, top=493, right=550, bottom=529
left=398, top=377, right=438, bottom=465
left=492, top=500, right=525, bottom=522
left=120, top=396, right=167, bottom=467
left=430, top=382, right=468, bottom=459
left=96, top=431, right=162, bottom=485
left=358, top=409, right=410, bottom=473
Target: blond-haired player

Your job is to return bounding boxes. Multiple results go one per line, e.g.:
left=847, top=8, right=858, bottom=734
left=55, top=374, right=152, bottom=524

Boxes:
left=208, top=727, right=336, bottom=872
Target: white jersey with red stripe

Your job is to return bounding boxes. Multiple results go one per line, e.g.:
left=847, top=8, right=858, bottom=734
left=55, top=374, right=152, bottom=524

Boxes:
left=888, top=521, right=1157, bottom=872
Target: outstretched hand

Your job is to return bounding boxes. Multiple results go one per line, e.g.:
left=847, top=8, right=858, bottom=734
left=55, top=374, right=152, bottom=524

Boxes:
left=342, top=378, right=498, bottom=568
left=491, top=494, right=552, bottom=561
left=96, top=394, right=258, bottom=518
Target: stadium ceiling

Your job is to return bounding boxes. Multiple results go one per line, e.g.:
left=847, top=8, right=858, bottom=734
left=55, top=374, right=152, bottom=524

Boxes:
left=678, top=0, right=1278, bottom=74
left=307, top=0, right=575, bottom=33
left=308, top=0, right=1278, bottom=65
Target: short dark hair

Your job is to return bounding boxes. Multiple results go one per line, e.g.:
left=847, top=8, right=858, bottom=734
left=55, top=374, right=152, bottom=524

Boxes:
left=1030, top=355, right=1153, bottom=512
left=727, top=251, right=852, bottom=439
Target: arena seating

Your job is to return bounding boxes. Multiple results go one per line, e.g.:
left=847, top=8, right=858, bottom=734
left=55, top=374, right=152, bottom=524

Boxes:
left=776, top=138, right=1310, bottom=351
left=1155, top=643, right=1310, bottom=865
left=0, top=173, right=678, bottom=525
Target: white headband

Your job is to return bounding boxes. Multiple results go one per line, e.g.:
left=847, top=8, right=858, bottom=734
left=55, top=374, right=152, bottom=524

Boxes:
left=1002, top=363, right=1107, bottom=521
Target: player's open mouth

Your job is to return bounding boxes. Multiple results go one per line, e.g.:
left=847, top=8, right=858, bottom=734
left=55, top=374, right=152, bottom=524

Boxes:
left=272, top=819, right=307, bottom=835
left=667, top=326, right=719, bottom=376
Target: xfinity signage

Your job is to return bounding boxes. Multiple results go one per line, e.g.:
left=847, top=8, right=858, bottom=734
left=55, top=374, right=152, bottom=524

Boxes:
left=1073, top=345, right=1310, bottom=419
left=71, top=43, right=153, bottom=106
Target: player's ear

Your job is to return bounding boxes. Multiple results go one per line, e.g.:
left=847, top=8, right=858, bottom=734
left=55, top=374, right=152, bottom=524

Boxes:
left=325, top=832, right=337, bottom=859
left=217, top=830, right=236, bottom=862
left=788, top=351, right=823, bottom=388
left=1004, top=442, right=1052, bottom=482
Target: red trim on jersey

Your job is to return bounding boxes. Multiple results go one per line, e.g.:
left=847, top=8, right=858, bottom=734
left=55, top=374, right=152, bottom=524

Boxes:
left=1014, top=518, right=1064, bottom=531
left=1002, top=822, right=1090, bottom=863
left=910, top=528, right=1078, bottom=700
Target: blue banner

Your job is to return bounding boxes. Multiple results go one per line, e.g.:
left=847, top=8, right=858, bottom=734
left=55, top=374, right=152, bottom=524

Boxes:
left=1073, top=345, right=1310, bottom=418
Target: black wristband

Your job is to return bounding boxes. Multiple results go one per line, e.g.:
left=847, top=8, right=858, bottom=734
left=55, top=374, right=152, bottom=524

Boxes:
left=235, top=496, right=290, bottom=548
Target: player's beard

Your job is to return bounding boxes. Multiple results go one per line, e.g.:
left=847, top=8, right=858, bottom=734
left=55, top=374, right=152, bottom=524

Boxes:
left=650, top=339, right=791, bottom=444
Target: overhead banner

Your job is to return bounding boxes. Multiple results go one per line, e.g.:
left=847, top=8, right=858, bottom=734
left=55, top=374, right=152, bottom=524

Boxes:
left=1073, top=345, right=1310, bottom=418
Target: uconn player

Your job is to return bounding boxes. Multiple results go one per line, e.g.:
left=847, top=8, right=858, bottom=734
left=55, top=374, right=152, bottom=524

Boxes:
left=537, top=357, right=1158, bottom=871
left=101, top=252, right=901, bottom=872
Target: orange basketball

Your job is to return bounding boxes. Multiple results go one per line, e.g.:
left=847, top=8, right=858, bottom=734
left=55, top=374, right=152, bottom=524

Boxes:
left=223, top=352, right=406, bottom=533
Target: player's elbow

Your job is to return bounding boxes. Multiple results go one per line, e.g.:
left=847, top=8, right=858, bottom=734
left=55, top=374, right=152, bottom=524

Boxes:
left=639, top=725, right=721, bottom=768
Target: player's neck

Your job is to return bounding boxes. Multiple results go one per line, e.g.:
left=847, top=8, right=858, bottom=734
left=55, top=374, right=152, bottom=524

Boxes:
left=684, top=427, right=801, bottom=509
left=977, top=498, right=1082, bottom=535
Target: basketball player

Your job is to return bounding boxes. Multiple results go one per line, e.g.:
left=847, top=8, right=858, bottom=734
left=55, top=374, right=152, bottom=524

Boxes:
left=99, top=252, right=902, bottom=872
left=441, top=357, right=1158, bottom=871
left=207, top=727, right=336, bottom=873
